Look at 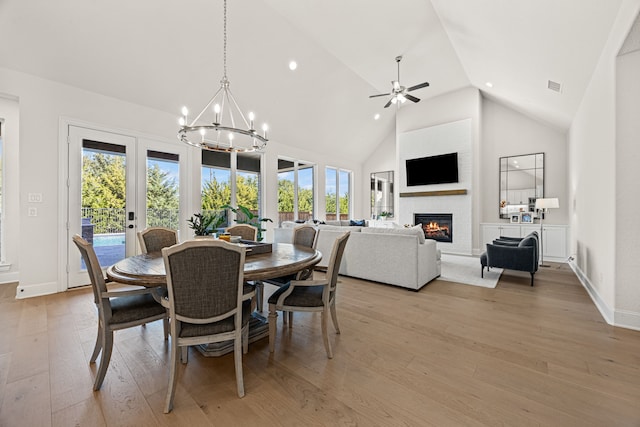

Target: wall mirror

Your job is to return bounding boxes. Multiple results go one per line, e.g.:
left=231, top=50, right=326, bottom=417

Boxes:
left=371, top=171, right=394, bottom=219
left=499, top=153, right=544, bottom=219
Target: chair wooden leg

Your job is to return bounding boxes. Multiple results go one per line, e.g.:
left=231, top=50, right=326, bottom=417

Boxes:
left=321, top=309, right=333, bottom=359
left=268, top=305, right=278, bottom=353
left=481, top=266, right=484, bottom=278
left=164, top=341, right=181, bottom=413
left=93, top=329, right=113, bottom=390
left=330, top=302, right=340, bottom=334
left=530, top=273, right=534, bottom=286
left=234, top=333, right=245, bottom=398
left=282, top=310, right=287, bottom=325
left=288, top=311, right=293, bottom=327
left=255, top=281, right=264, bottom=312
left=181, top=346, right=188, bottom=364
left=162, top=316, right=169, bottom=340
left=89, top=323, right=103, bottom=363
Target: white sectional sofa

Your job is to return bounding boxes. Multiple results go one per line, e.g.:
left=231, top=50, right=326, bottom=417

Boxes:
left=273, top=221, right=441, bottom=290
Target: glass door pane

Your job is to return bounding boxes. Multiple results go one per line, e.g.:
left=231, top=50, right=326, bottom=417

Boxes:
left=146, top=150, right=179, bottom=229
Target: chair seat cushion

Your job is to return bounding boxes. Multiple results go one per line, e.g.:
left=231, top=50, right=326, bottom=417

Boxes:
left=110, top=293, right=167, bottom=325
left=179, top=300, right=252, bottom=338
left=268, top=283, right=324, bottom=307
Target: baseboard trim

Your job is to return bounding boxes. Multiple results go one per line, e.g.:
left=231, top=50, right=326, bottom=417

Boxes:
left=568, top=260, right=615, bottom=324
left=16, top=281, right=58, bottom=299
left=614, top=310, right=640, bottom=332
left=0, top=272, right=19, bottom=284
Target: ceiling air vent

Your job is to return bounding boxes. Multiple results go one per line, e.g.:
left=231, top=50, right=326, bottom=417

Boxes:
left=547, top=80, right=562, bottom=93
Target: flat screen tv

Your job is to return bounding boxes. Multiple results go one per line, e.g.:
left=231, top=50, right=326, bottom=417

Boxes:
left=406, top=152, right=458, bottom=186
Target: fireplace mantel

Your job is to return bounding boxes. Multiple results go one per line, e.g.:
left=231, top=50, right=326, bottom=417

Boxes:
left=400, top=189, right=467, bottom=197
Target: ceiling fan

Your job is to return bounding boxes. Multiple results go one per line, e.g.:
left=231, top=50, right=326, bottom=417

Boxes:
left=369, top=56, right=430, bottom=108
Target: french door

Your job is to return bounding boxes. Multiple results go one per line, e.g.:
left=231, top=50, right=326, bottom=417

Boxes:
left=66, top=125, right=189, bottom=288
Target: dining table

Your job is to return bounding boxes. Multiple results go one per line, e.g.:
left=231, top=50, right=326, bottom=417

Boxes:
left=106, top=242, right=322, bottom=357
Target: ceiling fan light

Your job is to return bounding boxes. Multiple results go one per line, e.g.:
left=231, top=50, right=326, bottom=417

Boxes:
left=391, top=97, right=398, bottom=104
left=397, top=94, right=406, bottom=103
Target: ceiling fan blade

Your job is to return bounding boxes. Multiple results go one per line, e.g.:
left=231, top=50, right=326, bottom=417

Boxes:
left=407, top=81, right=430, bottom=92
left=384, top=99, right=393, bottom=108
left=369, top=93, right=391, bottom=98
left=405, top=93, right=420, bottom=103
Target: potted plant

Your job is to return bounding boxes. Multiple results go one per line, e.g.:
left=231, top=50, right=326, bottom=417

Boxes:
left=222, top=204, right=273, bottom=242
left=380, top=211, right=392, bottom=220
left=187, top=212, right=224, bottom=237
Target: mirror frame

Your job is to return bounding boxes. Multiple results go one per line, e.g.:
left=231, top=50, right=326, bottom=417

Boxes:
left=370, top=171, right=394, bottom=219
left=499, top=153, right=544, bottom=219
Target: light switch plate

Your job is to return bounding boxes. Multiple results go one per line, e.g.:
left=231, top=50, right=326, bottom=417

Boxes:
left=28, top=193, right=43, bottom=203
left=28, top=207, right=38, bottom=217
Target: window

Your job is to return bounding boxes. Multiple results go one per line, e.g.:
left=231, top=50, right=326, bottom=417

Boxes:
left=277, top=158, right=314, bottom=224
left=201, top=151, right=263, bottom=224
left=325, top=167, right=351, bottom=220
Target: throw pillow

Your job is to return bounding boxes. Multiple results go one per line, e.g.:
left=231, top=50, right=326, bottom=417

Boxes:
left=349, top=219, right=366, bottom=227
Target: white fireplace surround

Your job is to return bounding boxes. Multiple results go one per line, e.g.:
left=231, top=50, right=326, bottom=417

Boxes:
left=398, top=119, right=473, bottom=255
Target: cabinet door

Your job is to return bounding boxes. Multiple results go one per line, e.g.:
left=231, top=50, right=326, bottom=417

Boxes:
left=542, top=227, right=567, bottom=259
left=481, top=224, right=520, bottom=249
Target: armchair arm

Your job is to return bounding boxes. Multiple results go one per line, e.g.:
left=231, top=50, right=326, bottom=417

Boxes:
left=288, top=279, right=329, bottom=288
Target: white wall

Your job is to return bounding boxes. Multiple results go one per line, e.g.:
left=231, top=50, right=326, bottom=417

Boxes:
left=615, top=34, right=640, bottom=326
left=481, top=98, right=568, bottom=224
left=0, top=95, right=20, bottom=283
left=361, top=128, right=396, bottom=220
left=569, top=0, right=640, bottom=328
left=0, top=66, right=363, bottom=297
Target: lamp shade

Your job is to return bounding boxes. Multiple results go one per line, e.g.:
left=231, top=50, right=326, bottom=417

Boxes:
left=535, top=198, right=559, bottom=209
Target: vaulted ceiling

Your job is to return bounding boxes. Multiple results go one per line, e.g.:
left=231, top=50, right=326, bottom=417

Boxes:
left=0, top=0, right=625, bottom=160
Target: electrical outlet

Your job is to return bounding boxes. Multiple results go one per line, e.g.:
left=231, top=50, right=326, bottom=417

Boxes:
left=28, top=207, right=37, bottom=217
left=28, top=193, right=43, bottom=203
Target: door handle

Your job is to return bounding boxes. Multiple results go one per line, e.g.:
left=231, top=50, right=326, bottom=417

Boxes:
left=128, top=224, right=134, bottom=229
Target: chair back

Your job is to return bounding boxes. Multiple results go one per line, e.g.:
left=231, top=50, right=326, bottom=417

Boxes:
left=138, top=227, right=178, bottom=253
left=72, top=235, right=112, bottom=318
left=325, top=232, right=350, bottom=300
left=293, top=225, right=317, bottom=249
left=162, top=240, right=246, bottom=327
left=226, top=224, right=258, bottom=241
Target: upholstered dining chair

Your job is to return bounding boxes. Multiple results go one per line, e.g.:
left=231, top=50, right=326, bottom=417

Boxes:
left=137, top=226, right=178, bottom=253
left=72, top=235, right=169, bottom=391
left=259, top=225, right=318, bottom=315
left=268, top=231, right=350, bottom=359
left=225, top=224, right=258, bottom=241
left=162, top=239, right=253, bottom=413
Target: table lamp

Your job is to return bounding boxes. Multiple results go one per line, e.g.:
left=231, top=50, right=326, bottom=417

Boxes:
left=535, top=197, right=559, bottom=267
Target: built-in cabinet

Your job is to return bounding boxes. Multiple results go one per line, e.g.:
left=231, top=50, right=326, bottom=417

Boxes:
left=480, top=223, right=568, bottom=262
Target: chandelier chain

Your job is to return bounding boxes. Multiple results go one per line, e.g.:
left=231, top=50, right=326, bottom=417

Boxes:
left=223, top=0, right=227, bottom=79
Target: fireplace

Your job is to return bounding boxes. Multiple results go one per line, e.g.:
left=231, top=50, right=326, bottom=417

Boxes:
left=414, top=213, right=453, bottom=243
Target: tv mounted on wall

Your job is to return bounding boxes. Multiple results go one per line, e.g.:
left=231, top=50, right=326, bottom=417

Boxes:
left=406, top=152, right=458, bottom=186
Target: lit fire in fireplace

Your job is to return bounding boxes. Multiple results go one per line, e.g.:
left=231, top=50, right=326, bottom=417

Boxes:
left=424, top=221, right=449, bottom=236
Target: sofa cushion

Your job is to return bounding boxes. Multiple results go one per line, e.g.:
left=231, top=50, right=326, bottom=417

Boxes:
left=361, top=225, right=425, bottom=244
left=317, top=224, right=363, bottom=232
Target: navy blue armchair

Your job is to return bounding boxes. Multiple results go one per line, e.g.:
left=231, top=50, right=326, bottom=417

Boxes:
left=480, top=232, right=539, bottom=286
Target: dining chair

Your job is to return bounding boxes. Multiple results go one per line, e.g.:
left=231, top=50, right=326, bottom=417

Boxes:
left=268, top=231, right=350, bottom=359
left=162, top=239, right=253, bottom=413
left=72, top=235, right=169, bottom=391
left=259, top=225, right=318, bottom=316
left=137, top=226, right=178, bottom=253
left=225, top=224, right=258, bottom=241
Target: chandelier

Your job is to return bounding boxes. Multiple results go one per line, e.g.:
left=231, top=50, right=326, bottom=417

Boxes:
left=178, top=0, right=268, bottom=153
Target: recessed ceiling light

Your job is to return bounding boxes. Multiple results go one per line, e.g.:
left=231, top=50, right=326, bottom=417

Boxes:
left=288, top=61, right=297, bottom=71
left=485, top=82, right=493, bottom=88
left=374, top=113, right=380, bottom=120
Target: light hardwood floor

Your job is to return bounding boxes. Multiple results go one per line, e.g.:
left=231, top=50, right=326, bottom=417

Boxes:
left=1, top=263, right=639, bottom=426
